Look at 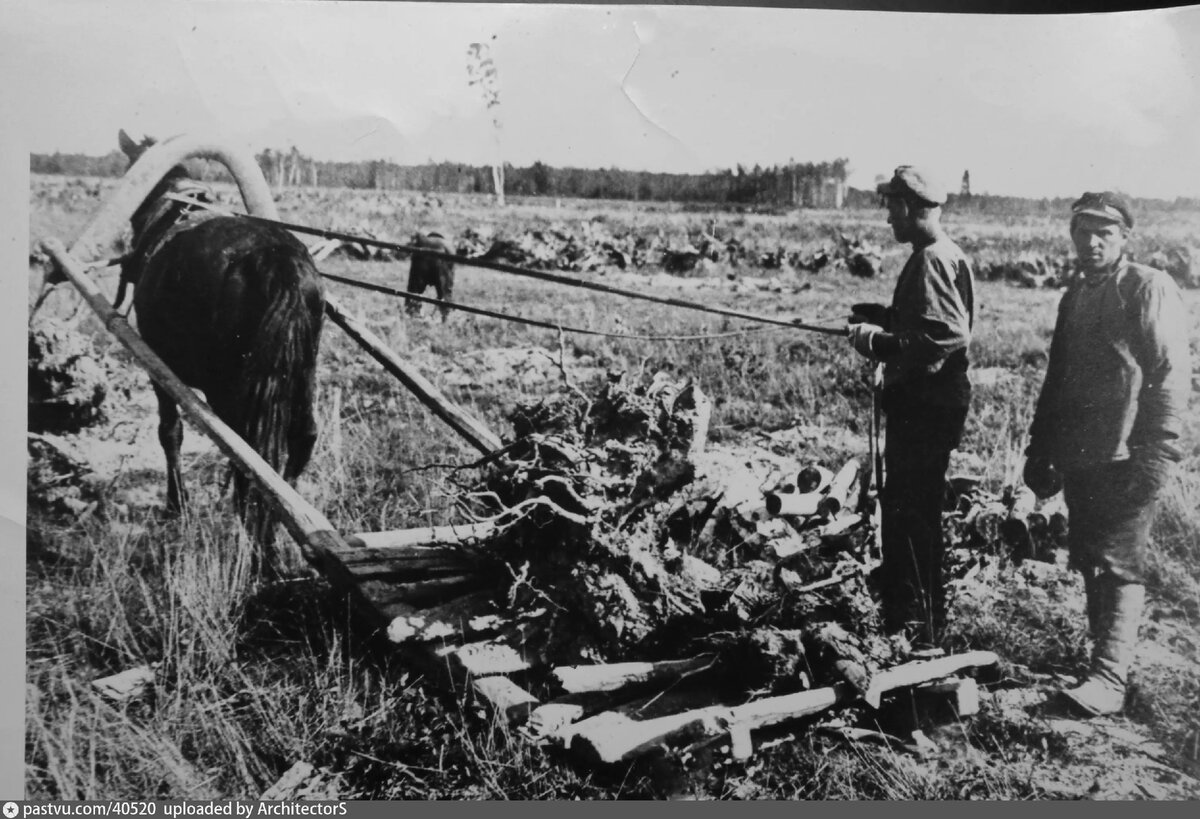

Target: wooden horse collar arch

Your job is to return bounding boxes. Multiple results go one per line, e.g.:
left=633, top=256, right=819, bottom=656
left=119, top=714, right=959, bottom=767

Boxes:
left=68, top=132, right=280, bottom=264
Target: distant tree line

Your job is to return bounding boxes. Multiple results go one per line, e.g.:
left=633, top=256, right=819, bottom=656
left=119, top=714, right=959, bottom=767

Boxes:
left=30, top=149, right=850, bottom=208
left=29, top=150, right=1200, bottom=213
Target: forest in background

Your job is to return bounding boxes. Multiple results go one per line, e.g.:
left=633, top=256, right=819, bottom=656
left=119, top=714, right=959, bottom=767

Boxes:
left=30, top=148, right=1200, bottom=215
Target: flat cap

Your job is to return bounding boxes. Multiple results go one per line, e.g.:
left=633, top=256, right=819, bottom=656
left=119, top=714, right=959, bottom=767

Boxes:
left=1071, top=191, right=1134, bottom=230
left=876, top=165, right=946, bottom=206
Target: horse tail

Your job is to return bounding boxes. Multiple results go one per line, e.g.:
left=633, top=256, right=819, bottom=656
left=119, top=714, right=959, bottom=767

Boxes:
left=233, top=243, right=324, bottom=544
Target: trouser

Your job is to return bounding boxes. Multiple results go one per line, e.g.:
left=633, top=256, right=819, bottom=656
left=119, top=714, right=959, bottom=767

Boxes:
left=1062, top=460, right=1158, bottom=584
left=878, top=393, right=969, bottom=640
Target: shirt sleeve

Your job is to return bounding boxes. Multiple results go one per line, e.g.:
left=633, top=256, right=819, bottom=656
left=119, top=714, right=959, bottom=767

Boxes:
left=893, top=249, right=973, bottom=366
left=1129, top=274, right=1191, bottom=459
left=1027, top=294, right=1072, bottom=460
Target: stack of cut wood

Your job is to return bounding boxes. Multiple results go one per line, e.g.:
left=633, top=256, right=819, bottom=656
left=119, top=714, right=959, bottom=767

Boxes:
left=325, top=373, right=1025, bottom=769
left=943, top=477, right=1069, bottom=570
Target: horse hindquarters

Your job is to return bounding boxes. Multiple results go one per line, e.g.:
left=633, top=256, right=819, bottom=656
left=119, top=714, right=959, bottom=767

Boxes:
left=233, top=241, right=324, bottom=542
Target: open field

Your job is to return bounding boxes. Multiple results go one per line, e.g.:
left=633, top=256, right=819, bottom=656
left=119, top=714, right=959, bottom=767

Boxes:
left=26, top=175, right=1200, bottom=799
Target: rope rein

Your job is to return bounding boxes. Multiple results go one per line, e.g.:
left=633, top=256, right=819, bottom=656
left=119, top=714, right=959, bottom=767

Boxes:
left=162, top=192, right=847, bottom=338
left=318, top=271, right=790, bottom=342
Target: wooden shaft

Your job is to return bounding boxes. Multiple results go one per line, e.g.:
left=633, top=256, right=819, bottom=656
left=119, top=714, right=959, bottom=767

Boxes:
left=323, top=296, right=503, bottom=455
left=40, top=239, right=358, bottom=586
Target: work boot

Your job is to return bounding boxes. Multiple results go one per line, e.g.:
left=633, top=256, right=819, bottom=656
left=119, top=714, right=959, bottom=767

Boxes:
left=1062, top=578, right=1145, bottom=717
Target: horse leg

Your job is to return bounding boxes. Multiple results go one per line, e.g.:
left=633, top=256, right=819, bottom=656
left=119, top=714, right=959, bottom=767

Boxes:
left=154, top=384, right=188, bottom=515
left=285, top=403, right=319, bottom=484
left=405, top=262, right=425, bottom=317
left=436, top=262, right=455, bottom=323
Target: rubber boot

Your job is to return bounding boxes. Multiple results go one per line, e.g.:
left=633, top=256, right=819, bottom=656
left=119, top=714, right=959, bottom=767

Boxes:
left=1062, top=577, right=1144, bottom=717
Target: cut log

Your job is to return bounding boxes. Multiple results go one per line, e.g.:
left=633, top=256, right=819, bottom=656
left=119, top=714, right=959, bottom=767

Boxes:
left=569, top=684, right=851, bottom=766
left=551, top=654, right=717, bottom=694
left=763, top=490, right=821, bottom=518
left=344, top=522, right=496, bottom=551
left=385, top=592, right=497, bottom=644
left=796, top=464, right=833, bottom=495
left=817, top=460, right=860, bottom=518
left=863, top=651, right=999, bottom=709
left=472, top=676, right=539, bottom=724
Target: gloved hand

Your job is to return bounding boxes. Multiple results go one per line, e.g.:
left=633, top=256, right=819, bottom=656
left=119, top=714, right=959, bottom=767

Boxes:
left=846, top=322, right=883, bottom=357
left=1022, top=454, right=1063, bottom=500
left=1125, top=443, right=1178, bottom=506
left=850, top=302, right=890, bottom=328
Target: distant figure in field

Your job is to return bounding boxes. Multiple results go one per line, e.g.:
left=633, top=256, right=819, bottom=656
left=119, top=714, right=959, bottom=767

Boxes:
left=406, top=231, right=455, bottom=322
left=1024, top=191, right=1190, bottom=717
left=844, top=165, right=976, bottom=647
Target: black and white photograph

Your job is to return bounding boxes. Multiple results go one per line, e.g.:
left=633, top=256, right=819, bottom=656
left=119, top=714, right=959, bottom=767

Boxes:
left=7, top=0, right=1200, bottom=801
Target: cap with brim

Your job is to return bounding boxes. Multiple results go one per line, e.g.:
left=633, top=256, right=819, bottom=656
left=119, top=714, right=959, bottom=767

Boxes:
left=1071, top=191, right=1133, bottom=229
left=876, top=165, right=946, bottom=206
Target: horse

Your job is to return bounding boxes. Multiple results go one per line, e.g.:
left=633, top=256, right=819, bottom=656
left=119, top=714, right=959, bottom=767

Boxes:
left=405, top=231, right=456, bottom=321
left=116, top=130, right=325, bottom=547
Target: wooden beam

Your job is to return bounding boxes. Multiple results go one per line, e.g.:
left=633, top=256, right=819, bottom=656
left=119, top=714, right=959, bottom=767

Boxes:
left=863, top=651, right=999, bottom=709
left=569, top=684, right=850, bottom=766
left=329, top=547, right=480, bottom=580
left=343, top=522, right=496, bottom=551
left=472, top=676, right=540, bottom=725
left=551, top=655, right=717, bottom=694
left=323, top=296, right=503, bottom=455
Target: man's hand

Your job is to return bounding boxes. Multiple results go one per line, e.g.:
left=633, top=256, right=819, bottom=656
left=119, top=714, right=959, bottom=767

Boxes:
left=1125, top=443, right=1178, bottom=507
left=850, top=302, right=890, bottom=328
left=847, top=323, right=883, bottom=357
left=1022, top=455, right=1063, bottom=500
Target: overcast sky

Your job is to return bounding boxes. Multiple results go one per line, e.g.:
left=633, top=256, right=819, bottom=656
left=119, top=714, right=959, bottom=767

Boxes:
left=5, top=1, right=1200, bottom=198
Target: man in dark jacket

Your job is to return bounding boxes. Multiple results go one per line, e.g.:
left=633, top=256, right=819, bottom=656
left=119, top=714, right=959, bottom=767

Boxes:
left=846, top=166, right=976, bottom=645
left=1024, top=191, right=1190, bottom=716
